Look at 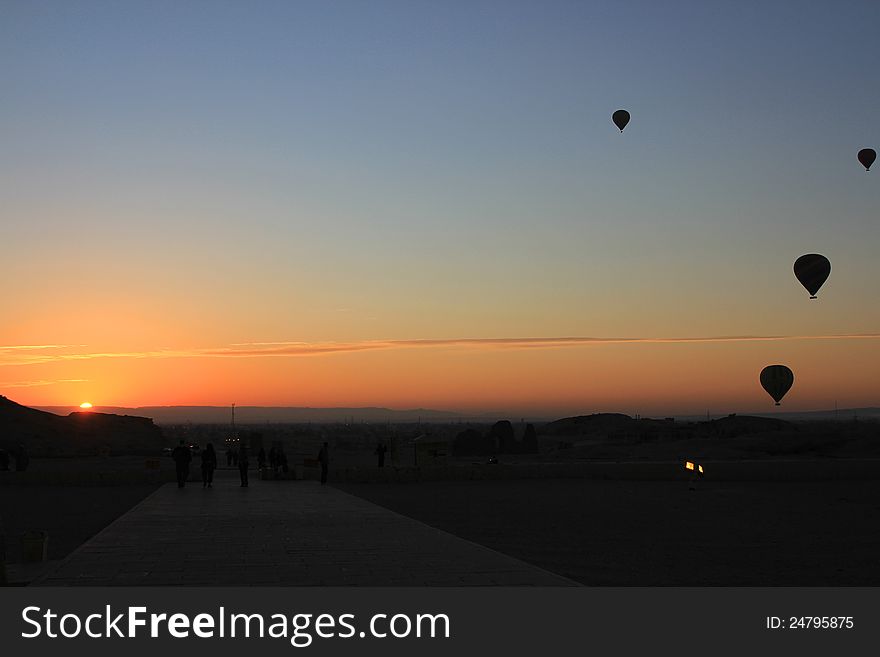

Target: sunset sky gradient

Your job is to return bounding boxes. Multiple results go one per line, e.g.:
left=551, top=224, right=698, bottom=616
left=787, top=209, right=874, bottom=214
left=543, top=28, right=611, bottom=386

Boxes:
left=1, top=1, right=878, bottom=415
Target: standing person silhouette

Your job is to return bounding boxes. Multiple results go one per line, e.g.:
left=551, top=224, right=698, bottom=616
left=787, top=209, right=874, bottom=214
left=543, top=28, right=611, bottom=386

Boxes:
left=201, top=443, right=217, bottom=488
left=374, top=442, right=387, bottom=468
left=15, top=443, right=29, bottom=471
left=318, top=442, right=329, bottom=485
left=171, top=440, right=191, bottom=488
left=238, top=443, right=250, bottom=487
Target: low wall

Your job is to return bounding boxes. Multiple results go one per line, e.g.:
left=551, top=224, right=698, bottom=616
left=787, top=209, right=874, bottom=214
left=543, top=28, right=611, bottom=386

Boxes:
left=326, top=459, right=880, bottom=484
left=0, top=467, right=176, bottom=486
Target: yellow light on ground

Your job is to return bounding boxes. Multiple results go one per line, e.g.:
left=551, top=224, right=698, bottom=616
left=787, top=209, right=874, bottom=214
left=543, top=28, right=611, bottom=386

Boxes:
left=698, top=465, right=704, bottom=474
left=79, top=402, right=93, bottom=409
left=685, top=461, right=695, bottom=471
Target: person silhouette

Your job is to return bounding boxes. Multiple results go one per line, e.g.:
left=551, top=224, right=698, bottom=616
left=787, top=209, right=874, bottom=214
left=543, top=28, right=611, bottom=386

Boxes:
left=201, top=443, right=217, bottom=488
left=238, top=444, right=250, bottom=487
left=171, top=440, right=191, bottom=488
left=14, top=443, right=29, bottom=472
left=318, top=442, right=329, bottom=485
left=374, top=442, right=387, bottom=468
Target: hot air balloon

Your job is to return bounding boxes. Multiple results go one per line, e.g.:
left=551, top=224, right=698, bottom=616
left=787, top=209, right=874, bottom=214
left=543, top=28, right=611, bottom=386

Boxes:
left=858, top=148, right=876, bottom=171
left=793, top=254, right=831, bottom=299
left=760, top=365, right=794, bottom=406
left=612, top=109, right=630, bottom=132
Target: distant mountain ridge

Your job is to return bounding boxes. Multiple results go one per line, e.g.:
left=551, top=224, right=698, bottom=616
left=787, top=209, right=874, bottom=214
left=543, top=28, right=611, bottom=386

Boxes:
left=35, top=405, right=465, bottom=425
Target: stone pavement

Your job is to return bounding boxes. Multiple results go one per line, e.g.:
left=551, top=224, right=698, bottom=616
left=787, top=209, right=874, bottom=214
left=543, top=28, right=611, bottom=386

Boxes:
left=37, top=470, right=575, bottom=586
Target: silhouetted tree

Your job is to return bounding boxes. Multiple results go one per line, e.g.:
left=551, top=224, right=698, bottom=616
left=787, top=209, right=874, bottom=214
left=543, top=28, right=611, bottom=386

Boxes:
left=489, top=420, right=516, bottom=454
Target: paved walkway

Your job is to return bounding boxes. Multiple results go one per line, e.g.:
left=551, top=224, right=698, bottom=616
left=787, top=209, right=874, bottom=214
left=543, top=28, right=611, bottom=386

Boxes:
left=37, top=471, right=575, bottom=586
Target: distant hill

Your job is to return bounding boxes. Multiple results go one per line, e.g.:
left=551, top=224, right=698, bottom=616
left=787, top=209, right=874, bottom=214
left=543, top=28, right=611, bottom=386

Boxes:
left=542, top=413, right=793, bottom=437
left=546, top=412, right=633, bottom=427
left=699, top=414, right=792, bottom=436
left=678, top=408, right=880, bottom=422
left=1, top=396, right=164, bottom=456
left=537, top=410, right=880, bottom=460
left=542, top=413, right=692, bottom=436
left=35, top=405, right=464, bottom=425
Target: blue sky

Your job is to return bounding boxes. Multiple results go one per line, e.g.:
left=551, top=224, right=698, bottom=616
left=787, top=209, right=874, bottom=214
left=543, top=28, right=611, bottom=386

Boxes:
left=1, top=1, right=878, bottom=411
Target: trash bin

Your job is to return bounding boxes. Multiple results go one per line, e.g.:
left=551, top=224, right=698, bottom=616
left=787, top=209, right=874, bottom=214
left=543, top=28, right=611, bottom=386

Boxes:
left=21, top=530, right=49, bottom=563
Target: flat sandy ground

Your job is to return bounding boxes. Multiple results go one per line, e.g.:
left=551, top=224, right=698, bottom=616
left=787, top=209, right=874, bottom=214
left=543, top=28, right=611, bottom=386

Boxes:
left=1, top=484, right=160, bottom=563
left=337, top=478, right=880, bottom=585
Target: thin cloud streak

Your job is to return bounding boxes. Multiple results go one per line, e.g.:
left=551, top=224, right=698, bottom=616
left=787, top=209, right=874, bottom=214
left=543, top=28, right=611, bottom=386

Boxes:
left=213, top=333, right=880, bottom=356
left=0, top=378, right=90, bottom=388
left=2, top=333, right=880, bottom=365
left=0, top=344, right=86, bottom=351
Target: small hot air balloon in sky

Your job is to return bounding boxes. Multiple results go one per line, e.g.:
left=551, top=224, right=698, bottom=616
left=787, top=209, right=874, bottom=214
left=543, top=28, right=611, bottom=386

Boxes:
left=857, top=148, right=876, bottom=171
left=793, top=254, right=831, bottom=299
left=760, top=365, right=794, bottom=406
left=612, top=109, right=630, bottom=132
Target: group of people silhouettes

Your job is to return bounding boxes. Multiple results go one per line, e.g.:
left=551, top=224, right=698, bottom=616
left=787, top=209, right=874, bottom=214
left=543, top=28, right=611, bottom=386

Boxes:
left=256, top=445, right=290, bottom=475
left=0, top=444, right=29, bottom=472
left=171, top=441, right=219, bottom=488
left=169, top=439, right=390, bottom=488
left=169, top=440, right=335, bottom=487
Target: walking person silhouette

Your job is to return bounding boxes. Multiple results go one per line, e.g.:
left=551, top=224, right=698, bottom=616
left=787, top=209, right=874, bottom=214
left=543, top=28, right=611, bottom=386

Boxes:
left=201, top=443, right=217, bottom=488
left=318, top=441, right=329, bottom=485
left=171, top=440, right=191, bottom=488
left=374, top=442, right=387, bottom=468
left=238, top=443, right=250, bottom=487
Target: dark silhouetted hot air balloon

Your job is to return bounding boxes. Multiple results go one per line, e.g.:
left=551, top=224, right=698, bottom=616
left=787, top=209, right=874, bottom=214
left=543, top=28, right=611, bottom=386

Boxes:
left=760, top=365, right=794, bottom=406
left=793, top=254, right=831, bottom=299
left=612, top=109, right=630, bottom=132
left=858, top=148, right=876, bottom=171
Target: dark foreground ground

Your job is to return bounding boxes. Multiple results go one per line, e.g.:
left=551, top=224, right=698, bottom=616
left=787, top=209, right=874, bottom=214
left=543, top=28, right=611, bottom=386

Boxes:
left=4, top=456, right=880, bottom=586
left=337, top=478, right=880, bottom=585
left=1, top=484, right=159, bottom=563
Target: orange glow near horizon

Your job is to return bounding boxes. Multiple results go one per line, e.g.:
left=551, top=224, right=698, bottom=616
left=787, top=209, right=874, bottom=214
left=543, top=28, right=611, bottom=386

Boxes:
left=79, top=402, right=93, bottom=409
left=1, top=332, right=878, bottom=416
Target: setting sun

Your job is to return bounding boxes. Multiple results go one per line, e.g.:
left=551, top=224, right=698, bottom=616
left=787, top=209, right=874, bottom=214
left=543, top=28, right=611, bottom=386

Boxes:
left=79, top=402, right=93, bottom=409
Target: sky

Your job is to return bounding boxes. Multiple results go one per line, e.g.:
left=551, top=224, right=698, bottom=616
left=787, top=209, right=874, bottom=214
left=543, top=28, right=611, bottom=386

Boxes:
left=1, top=0, right=878, bottom=416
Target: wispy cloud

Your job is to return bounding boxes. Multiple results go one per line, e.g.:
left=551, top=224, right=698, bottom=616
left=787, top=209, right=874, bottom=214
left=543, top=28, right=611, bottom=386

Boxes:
left=3, top=333, right=879, bottom=366
left=0, top=344, right=86, bottom=351
left=0, top=350, right=179, bottom=366
left=208, top=334, right=880, bottom=356
left=0, top=378, right=90, bottom=388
